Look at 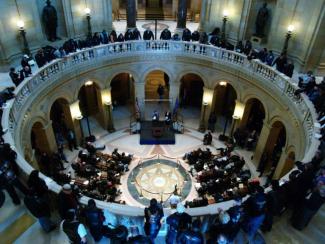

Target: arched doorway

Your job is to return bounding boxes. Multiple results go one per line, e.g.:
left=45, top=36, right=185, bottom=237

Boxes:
left=78, top=81, right=104, bottom=139
left=144, top=70, right=170, bottom=119
left=50, top=98, right=74, bottom=147
left=31, top=121, right=52, bottom=173
left=237, top=98, right=266, bottom=150
left=110, top=73, right=135, bottom=129
left=212, top=82, right=237, bottom=135
left=258, top=121, right=286, bottom=178
left=179, top=73, right=204, bottom=125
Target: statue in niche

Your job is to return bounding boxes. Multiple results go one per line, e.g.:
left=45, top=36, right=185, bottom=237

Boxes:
left=255, top=3, right=269, bottom=37
left=42, top=0, right=59, bottom=41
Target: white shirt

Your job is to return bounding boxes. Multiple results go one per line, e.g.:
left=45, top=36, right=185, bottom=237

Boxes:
left=169, top=194, right=181, bottom=205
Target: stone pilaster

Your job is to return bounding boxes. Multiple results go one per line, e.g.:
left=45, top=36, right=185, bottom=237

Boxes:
left=134, top=82, right=145, bottom=119
left=198, top=87, right=213, bottom=132
left=198, top=0, right=207, bottom=31
left=176, top=0, right=187, bottom=29
left=103, top=0, right=113, bottom=31
left=252, top=121, right=272, bottom=167
left=126, top=0, right=137, bottom=29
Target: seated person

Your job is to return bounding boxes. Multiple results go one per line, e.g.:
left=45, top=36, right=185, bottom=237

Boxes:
left=165, top=111, right=172, bottom=125
left=203, top=132, right=213, bottom=145
left=152, top=110, right=159, bottom=121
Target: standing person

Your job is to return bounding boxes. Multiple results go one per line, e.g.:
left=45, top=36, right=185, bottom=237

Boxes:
left=24, top=190, right=56, bottom=232
left=67, top=129, right=78, bottom=151
left=58, top=184, right=79, bottom=219
left=144, top=198, right=164, bottom=242
left=62, top=209, right=87, bottom=244
left=166, top=203, right=192, bottom=244
left=9, top=67, right=23, bottom=87
left=272, top=52, right=287, bottom=73
left=243, top=186, right=267, bottom=243
left=143, top=28, right=154, bottom=40
left=84, top=199, right=105, bottom=242
left=133, top=28, right=142, bottom=40
left=157, top=84, right=164, bottom=103
left=169, top=190, right=181, bottom=209
left=27, top=170, right=48, bottom=197
left=177, top=219, right=204, bottom=244
left=208, top=113, right=217, bottom=132
left=265, top=50, right=274, bottom=66
left=0, top=145, right=29, bottom=205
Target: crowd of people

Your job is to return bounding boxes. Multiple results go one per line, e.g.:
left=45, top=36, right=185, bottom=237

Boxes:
left=183, top=146, right=250, bottom=208
left=1, top=25, right=325, bottom=243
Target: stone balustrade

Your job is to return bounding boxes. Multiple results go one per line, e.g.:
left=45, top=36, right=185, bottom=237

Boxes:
left=1, top=41, right=320, bottom=224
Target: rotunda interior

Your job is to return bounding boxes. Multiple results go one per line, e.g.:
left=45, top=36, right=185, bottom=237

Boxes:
left=0, top=0, right=324, bottom=243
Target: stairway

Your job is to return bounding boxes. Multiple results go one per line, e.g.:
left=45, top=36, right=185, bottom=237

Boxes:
left=264, top=204, right=325, bottom=243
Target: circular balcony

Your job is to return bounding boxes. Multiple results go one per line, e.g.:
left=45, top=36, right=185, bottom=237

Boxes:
left=1, top=40, right=321, bottom=221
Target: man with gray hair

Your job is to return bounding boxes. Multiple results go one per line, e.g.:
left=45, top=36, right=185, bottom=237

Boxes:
left=166, top=203, right=192, bottom=244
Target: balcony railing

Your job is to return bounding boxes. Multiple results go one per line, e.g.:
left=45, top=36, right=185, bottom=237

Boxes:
left=1, top=40, right=320, bottom=220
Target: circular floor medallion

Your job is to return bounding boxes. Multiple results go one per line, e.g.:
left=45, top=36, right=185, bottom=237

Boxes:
left=127, top=159, right=191, bottom=205
left=142, top=22, right=169, bottom=31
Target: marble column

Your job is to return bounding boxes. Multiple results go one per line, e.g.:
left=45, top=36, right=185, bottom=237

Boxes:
left=100, top=88, right=115, bottom=132
left=42, top=121, right=58, bottom=153
left=273, top=150, right=288, bottom=179
left=252, top=121, right=272, bottom=167
left=69, top=100, right=83, bottom=145
left=126, top=0, right=137, bottom=29
left=134, top=82, right=145, bottom=119
left=169, top=83, right=180, bottom=111
left=198, top=0, right=207, bottom=31
left=176, top=0, right=187, bottom=29
left=103, top=0, right=113, bottom=31
left=62, top=0, right=76, bottom=37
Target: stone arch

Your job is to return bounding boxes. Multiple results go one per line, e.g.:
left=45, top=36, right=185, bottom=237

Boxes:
left=49, top=97, right=75, bottom=147
left=176, top=70, right=207, bottom=87
left=73, top=78, right=104, bottom=101
left=239, top=97, right=267, bottom=137
left=179, top=73, right=205, bottom=108
left=242, top=93, right=269, bottom=123
left=107, top=70, right=138, bottom=86
left=31, top=121, right=48, bottom=151
left=212, top=80, right=238, bottom=118
left=259, top=120, right=287, bottom=176
left=45, top=92, right=74, bottom=122
left=212, top=79, right=241, bottom=100
left=141, top=65, right=175, bottom=85
left=109, top=72, right=136, bottom=106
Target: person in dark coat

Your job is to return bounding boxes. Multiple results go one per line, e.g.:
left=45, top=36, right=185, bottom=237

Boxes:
left=117, top=33, right=125, bottom=42
left=110, top=30, right=118, bottom=43
left=191, top=31, right=200, bottom=42
left=125, top=29, right=135, bottom=41
left=166, top=203, right=192, bottom=244
left=9, top=67, right=23, bottom=87
left=67, top=129, right=78, bottom=151
left=143, top=28, right=154, bottom=40
left=272, top=53, right=287, bottom=73
left=291, top=184, right=325, bottom=230
left=133, top=28, right=142, bottom=40
left=144, top=198, right=164, bottom=242
left=182, top=28, right=192, bottom=42
left=24, top=190, right=56, bottom=232
left=160, top=28, right=172, bottom=40
left=208, top=113, right=217, bottom=132
left=62, top=209, right=87, bottom=244
left=84, top=199, right=105, bottom=242
left=284, top=60, right=294, bottom=78
left=27, top=170, right=48, bottom=197
left=177, top=219, right=204, bottom=244
left=58, top=184, right=79, bottom=219
left=243, top=186, right=266, bottom=243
